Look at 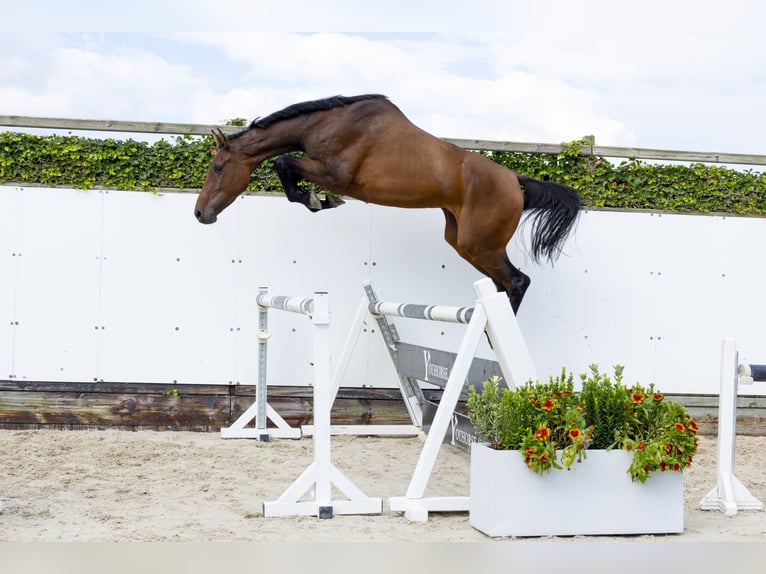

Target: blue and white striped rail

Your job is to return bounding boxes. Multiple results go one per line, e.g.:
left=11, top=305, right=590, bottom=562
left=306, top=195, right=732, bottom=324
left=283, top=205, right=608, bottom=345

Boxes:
left=368, top=301, right=474, bottom=324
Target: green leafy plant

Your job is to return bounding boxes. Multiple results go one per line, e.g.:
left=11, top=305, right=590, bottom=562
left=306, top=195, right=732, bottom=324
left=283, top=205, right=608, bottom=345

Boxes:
left=467, top=366, right=699, bottom=482
left=614, top=382, right=699, bottom=483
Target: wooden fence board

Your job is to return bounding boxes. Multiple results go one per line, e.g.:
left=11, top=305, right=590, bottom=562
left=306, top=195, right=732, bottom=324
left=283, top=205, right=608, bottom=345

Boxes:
left=0, top=381, right=763, bottom=435
left=3, top=115, right=766, bottom=166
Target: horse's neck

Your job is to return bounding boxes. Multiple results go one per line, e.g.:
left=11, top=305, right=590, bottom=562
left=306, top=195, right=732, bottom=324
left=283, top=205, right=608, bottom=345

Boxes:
left=236, top=121, right=307, bottom=163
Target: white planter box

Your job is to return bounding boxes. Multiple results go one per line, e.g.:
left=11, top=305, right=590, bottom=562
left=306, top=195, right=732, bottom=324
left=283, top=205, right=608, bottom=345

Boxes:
left=469, top=443, right=684, bottom=537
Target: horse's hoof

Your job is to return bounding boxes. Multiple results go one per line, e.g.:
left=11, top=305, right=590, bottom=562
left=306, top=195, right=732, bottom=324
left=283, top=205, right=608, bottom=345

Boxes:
left=307, top=193, right=323, bottom=211
left=324, top=194, right=345, bottom=209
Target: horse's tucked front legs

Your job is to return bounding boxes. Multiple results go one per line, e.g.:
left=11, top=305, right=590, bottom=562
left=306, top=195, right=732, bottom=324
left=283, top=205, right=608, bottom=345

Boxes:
left=274, top=155, right=345, bottom=212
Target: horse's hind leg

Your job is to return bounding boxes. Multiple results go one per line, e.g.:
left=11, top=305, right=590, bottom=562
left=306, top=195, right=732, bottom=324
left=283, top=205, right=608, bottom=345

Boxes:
left=473, top=247, right=530, bottom=313
left=505, top=258, right=531, bottom=313
left=442, top=209, right=530, bottom=312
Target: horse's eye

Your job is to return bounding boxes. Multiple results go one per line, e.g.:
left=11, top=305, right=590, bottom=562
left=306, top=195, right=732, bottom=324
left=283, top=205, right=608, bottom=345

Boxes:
left=213, top=164, right=223, bottom=173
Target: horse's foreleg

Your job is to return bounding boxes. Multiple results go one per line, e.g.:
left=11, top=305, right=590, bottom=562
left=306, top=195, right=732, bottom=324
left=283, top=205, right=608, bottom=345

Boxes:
left=274, top=155, right=323, bottom=211
left=273, top=155, right=345, bottom=212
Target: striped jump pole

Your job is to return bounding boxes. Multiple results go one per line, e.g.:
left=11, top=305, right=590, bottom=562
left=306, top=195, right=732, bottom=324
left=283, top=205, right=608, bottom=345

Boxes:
left=368, top=301, right=474, bottom=324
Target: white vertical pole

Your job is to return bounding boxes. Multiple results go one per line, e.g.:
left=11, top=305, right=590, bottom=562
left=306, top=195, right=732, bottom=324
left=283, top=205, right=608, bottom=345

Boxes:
left=256, top=287, right=269, bottom=433
left=718, top=338, right=737, bottom=493
left=311, top=292, right=333, bottom=517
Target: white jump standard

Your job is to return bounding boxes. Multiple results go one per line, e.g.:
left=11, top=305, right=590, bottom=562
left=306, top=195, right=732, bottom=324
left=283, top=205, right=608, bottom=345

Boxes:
left=220, top=287, right=302, bottom=440
left=366, top=277, right=537, bottom=522
left=257, top=290, right=382, bottom=518
left=700, top=338, right=763, bottom=515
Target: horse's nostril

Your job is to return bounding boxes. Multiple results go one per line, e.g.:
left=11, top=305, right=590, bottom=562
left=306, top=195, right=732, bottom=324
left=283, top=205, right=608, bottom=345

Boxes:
left=194, top=208, right=203, bottom=222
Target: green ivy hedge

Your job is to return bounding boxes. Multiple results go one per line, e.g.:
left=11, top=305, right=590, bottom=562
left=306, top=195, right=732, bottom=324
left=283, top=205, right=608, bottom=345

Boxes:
left=1, top=132, right=764, bottom=216
left=488, top=141, right=766, bottom=216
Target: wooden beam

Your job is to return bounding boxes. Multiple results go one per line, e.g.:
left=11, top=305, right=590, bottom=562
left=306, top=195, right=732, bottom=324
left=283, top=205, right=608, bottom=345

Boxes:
left=0, top=115, right=242, bottom=137
left=2, top=115, right=765, bottom=166
left=0, top=381, right=763, bottom=435
left=0, top=382, right=415, bottom=431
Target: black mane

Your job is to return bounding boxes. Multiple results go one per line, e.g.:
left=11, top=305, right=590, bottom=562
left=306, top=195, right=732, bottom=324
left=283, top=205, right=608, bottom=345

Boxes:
left=228, top=94, right=388, bottom=140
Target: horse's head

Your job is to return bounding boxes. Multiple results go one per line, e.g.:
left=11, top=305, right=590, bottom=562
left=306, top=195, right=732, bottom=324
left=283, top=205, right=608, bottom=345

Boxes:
left=194, top=128, right=253, bottom=224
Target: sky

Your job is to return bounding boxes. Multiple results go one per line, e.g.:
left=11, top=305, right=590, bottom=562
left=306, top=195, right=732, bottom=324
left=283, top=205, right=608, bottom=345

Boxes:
left=2, top=0, right=765, bottom=157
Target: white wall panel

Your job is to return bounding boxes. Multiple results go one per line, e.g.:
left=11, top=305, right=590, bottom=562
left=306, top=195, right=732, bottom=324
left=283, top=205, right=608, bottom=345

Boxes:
left=513, top=210, right=661, bottom=387
left=1, top=185, right=765, bottom=395
left=10, top=188, right=102, bottom=381
left=0, top=187, right=21, bottom=379
left=98, top=190, right=239, bottom=384
left=234, top=195, right=378, bottom=388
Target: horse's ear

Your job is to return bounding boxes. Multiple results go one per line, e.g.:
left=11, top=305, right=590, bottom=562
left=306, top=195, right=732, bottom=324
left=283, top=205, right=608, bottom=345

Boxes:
left=211, top=128, right=229, bottom=149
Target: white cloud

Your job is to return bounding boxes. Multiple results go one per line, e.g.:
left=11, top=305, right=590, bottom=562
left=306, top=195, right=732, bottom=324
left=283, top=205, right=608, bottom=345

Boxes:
left=2, top=4, right=764, bottom=157
left=0, top=34, right=212, bottom=123
left=179, top=32, right=634, bottom=144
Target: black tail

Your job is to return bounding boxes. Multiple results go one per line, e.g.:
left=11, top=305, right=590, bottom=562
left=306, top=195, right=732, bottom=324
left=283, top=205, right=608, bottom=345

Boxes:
left=517, top=174, right=581, bottom=263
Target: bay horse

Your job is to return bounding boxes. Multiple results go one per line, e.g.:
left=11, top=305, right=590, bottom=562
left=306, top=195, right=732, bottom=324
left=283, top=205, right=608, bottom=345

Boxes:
left=194, top=94, right=580, bottom=311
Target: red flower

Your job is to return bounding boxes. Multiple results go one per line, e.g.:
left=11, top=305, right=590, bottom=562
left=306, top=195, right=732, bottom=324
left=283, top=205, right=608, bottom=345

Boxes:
left=674, top=422, right=685, bottom=432
left=534, top=427, right=551, bottom=441
left=652, top=392, right=664, bottom=401
left=525, top=446, right=536, bottom=455
left=688, top=420, right=699, bottom=433
left=538, top=452, right=549, bottom=462
left=631, top=392, right=644, bottom=404
left=672, top=462, right=682, bottom=472
left=541, top=399, right=556, bottom=411
left=568, top=428, right=582, bottom=440
left=663, top=443, right=673, bottom=454
left=636, top=441, right=646, bottom=451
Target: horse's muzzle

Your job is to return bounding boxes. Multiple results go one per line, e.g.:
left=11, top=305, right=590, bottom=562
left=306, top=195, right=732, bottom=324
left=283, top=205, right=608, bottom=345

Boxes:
left=194, top=207, right=217, bottom=224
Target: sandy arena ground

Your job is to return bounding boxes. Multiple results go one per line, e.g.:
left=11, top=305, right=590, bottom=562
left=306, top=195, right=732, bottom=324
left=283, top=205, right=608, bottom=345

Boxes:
left=0, top=429, right=764, bottom=543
